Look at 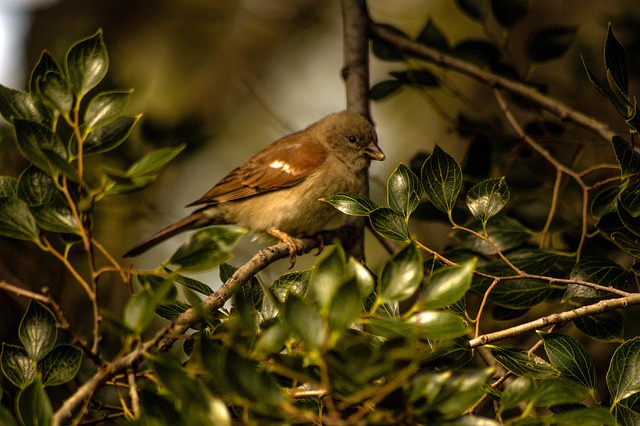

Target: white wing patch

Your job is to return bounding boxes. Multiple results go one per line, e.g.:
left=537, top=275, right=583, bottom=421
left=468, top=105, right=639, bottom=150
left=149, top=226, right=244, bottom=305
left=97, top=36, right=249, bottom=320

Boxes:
left=269, top=160, right=297, bottom=175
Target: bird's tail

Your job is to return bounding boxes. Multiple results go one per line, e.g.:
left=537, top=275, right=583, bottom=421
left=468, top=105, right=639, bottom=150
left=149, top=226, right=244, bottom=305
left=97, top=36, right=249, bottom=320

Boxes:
left=123, top=209, right=218, bottom=257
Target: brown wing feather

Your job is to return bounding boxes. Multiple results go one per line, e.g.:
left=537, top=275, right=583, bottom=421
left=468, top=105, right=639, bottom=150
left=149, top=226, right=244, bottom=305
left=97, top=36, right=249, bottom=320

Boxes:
left=188, top=135, right=328, bottom=206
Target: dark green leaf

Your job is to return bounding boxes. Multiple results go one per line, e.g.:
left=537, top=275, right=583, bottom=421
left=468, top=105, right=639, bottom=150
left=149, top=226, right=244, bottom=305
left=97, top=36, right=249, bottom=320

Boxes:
left=387, top=163, right=422, bottom=219
left=489, top=346, right=559, bottom=378
left=491, top=0, right=529, bottom=28
left=19, top=301, right=57, bottom=361
left=592, top=185, right=622, bottom=218
left=531, top=377, right=590, bottom=407
left=261, top=268, right=310, bottom=320
left=38, top=344, right=82, bottom=387
left=0, top=85, right=47, bottom=124
left=65, top=30, right=108, bottom=97
left=552, top=407, right=617, bottom=426
left=611, top=232, right=640, bottom=258
left=378, top=242, right=423, bottom=303
left=0, top=343, right=36, bottom=389
left=30, top=205, right=80, bottom=235
left=416, top=17, right=450, bottom=51
left=611, top=136, right=640, bottom=179
left=13, top=119, right=75, bottom=179
left=328, top=278, right=362, bottom=334
left=126, top=144, right=185, bottom=177
left=604, top=24, right=628, bottom=96
left=283, top=295, right=325, bottom=349
left=81, top=115, right=140, bottom=156
left=476, top=277, right=553, bottom=309
left=453, top=215, right=531, bottom=255
left=224, top=353, right=284, bottom=406
left=17, top=166, right=58, bottom=206
left=389, top=69, right=439, bottom=87
left=15, top=379, right=53, bottom=426
left=0, top=405, right=17, bottom=426
left=452, top=40, right=501, bottom=67
left=619, top=180, right=640, bottom=218
left=0, top=176, right=18, bottom=198
left=37, top=71, right=72, bottom=114
left=607, top=337, right=640, bottom=402
left=322, top=192, right=378, bottom=216
left=153, top=354, right=215, bottom=411
left=169, top=225, right=246, bottom=272
left=369, top=207, right=410, bottom=241
left=466, top=177, right=509, bottom=223
left=615, top=403, right=640, bottom=426
left=455, top=0, right=488, bottom=21
left=574, top=310, right=623, bottom=342
left=500, top=376, right=535, bottom=412
left=0, top=197, right=40, bottom=241
left=370, top=80, right=403, bottom=100
left=84, top=89, right=133, bottom=130
left=417, top=258, right=476, bottom=310
left=123, top=277, right=175, bottom=333
left=582, top=58, right=632, bottom=118
left=371, top=25, right=408, bottom=61
left=164, top=268, right=213, bottom=296
left=421, top=145, right=463, bottom=215
left=565, top=257, right=630, bottom=300
left=29, top=51, right=61, bottom=94
left=539, top=331, right=597, bottom=390
left=156, top=300, right=190, bottom=321
left=311, top=245, right=347, bottom=312
left=526, top=26, right=578, bottom=62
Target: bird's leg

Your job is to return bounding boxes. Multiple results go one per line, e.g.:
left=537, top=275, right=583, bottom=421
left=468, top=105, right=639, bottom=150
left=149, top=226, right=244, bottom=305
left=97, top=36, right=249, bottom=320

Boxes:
left=266, top=227, right=303, bottom=265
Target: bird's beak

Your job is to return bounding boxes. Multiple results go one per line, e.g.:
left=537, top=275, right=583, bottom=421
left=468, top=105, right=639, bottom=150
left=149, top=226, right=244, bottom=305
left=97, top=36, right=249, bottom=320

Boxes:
left=365, top=144, right=385, bottom=161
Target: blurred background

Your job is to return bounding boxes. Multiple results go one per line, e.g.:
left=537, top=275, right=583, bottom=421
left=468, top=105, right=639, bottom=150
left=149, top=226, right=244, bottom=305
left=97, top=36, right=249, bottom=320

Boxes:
left=0, top=0, right=638, bottom=369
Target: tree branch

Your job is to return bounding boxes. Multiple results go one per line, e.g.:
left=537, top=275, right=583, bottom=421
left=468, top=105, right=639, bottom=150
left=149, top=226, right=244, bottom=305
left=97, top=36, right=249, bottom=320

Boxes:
left=368, top=22, right=618, bottom=142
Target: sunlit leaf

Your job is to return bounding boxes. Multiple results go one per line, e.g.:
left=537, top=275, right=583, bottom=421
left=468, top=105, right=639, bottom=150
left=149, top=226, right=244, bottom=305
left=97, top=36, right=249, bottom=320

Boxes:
left=417, top=258, right=476, bottom=310
left=19, top=301, right=57, bottom=361
left=466, top=177, right=509, bottom=223
left=421, top=145, right=462, bottom=215
left=378, top=242, right=423, bottom=303
left=84, top=89, right=133, bottom=130
left=65, top=30, right=108, bottom=97
left=322, top=192, right=378, bottom=216
left=387, top=163, right=422, bottom=219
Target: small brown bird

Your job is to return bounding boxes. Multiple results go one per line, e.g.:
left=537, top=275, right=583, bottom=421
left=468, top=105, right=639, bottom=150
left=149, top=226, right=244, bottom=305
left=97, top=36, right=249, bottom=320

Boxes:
left=123, top=111, right=385, bottom=259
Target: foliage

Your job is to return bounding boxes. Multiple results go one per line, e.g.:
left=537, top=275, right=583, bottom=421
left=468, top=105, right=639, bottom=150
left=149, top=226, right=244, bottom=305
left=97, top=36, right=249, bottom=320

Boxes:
left=0, top=2, right=638, bottom=425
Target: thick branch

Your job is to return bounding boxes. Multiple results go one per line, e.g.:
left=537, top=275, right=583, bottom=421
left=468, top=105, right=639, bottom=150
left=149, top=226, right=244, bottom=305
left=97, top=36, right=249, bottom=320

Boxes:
left=368, top=22, right=618, bottom=142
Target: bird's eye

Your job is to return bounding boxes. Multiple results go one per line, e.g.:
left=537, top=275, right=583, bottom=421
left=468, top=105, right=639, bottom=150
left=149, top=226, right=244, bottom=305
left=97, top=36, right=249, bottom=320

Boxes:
left=347, top=135, right=357, bottom=143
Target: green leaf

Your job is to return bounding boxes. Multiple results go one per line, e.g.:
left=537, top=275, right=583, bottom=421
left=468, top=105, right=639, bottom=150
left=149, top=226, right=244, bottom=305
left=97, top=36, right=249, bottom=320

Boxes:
left=406, top=310, right=469, bottom=340
left=611, top=232, right=640, bottom=258
left=500, top=376, right=535, bottom=412
left=283, top=295, right=325, bottom=349
left=84, top=89, right=133, bottom=130
left=619, top=180, right=640, bottom=218
left=15, top=379, right=53, bottom=426
left=153, top=354, right=216, bottom=412
left=370, top=80, right=403, bottom=100
left=369, top=207, right=410, bottom=241
left=0, top=343, right=36, bottom=389
left=0, top=176, right=18, bottom=198
left=261, top=268, right=311, bottom=320
left=453, top=215, right=531, bottom=255
left=531, top=377, right=590, bottom=407
left=378, top=242, right=423, bottom=303
left=81, top=115, right=140, bottom=156
left=311, top=245, right=348, bottom=312
left=0, top=405, right=17, bottom=426
left=37, top=71, right=72, bottom=114
left=387, top=163, right=421, bottom=219
left=611, top=136, right=640, bottom=179
left=552, top=407, right=617, bottom=426
left=539, top=331, right=597, bottom=390
left=466, top=177, right=509, bottom=223
left=17, top=166, right=58, bottom=206
left=371, top=25, right=408, bottom=61
left=389, top=69, right=439, bottom=87
left=322, top=192, right=378, bottom=216
left=30, top=205, right=80, bottom=235
left=615, top=403, right=640, bottom=426
left=19, top=301, right=57, bottom=361
left=126, top=144, right=185, bottom=177
left=488, top=345, right=559, bottom=378
left=565, top=257, right=630, bottom=300
left=526, top=26, right=578, bottom=62
left=607, top=337, right=640, bottom=402
left=591, top=185, right=622, bottom=218
left=417, top=258, right=476, bottom=310
left=455, top=0, right=488, bottom=21
left=164, top=268, right=213, bottom=296
left=123, top=277, right=175, bottom=333
left=491, top=0, right=529, bottom=28
left=421, top=145, right=463, bottom=215
left=29, top=51, right=61, bottom=94
left=0, top=85, right=48, bottom=124
left=328, top=278, right=362, bottom=335
left=348, top=257, right=375, bottom=298
left=65, top=30, right=108, bottom=97
left=38, top=344, right=82, bottom=387
left=13, top=119, right=76, bottom=180
left=574, top=310, right=624, bottom=342
left=224, top=352, right=284, bottom=406
left=169, top=225, right=246, bottom=272
left=416, top=17, right=450, bottom=51
left=604, top=24, right=628, bottom=96
left=0, top=197, right=40, bottom=241
left=155, top=300, right=190, bottom=321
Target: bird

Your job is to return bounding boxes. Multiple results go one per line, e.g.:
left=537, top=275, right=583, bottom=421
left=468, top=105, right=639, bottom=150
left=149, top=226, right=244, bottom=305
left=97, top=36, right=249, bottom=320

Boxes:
left=123, top=111, right=385, bottom=261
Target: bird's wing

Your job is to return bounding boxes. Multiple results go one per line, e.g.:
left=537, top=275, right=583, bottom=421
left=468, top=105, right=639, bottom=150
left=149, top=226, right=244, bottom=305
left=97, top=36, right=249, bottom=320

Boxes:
left=188, top=135, right=328, bottom=206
